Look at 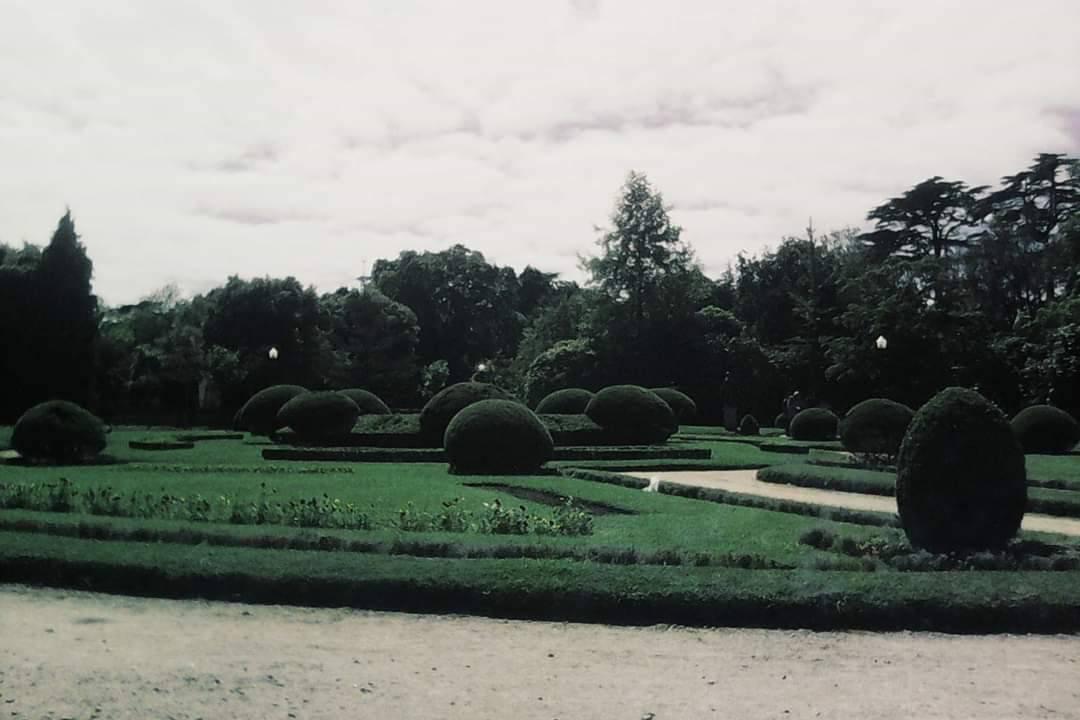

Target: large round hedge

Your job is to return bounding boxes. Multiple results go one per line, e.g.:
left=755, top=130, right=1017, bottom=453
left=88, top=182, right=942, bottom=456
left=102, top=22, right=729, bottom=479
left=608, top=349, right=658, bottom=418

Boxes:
left=840, top=398, right=915, bottom=456
left=1011, top=405, right=1080, bottom=454
left=277, top=391, right=360, bottom=440
left=897, top=387, right=1027, bottom=553
left=788, top=407, right=839, bottom=440
left=12, top=400, right=107, bottom=464
left=535, top=388, right=594, bottom=414
left=444, top=399, right=553, bottom=474
left=337, top=388, right=392, bottom=416
left=649, top=388, right=697, bottom=423
left=585, top=385, right=677, bottom=444
left=419, top=382, right=513, bottom=440
left=235, top=385, right=308, bottom=435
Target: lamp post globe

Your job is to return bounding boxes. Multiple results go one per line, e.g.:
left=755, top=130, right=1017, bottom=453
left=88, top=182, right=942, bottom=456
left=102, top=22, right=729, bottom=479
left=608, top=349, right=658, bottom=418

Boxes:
left=268, top=346, right=279, bottom=361
left=875, top=335, right=887, bottom=351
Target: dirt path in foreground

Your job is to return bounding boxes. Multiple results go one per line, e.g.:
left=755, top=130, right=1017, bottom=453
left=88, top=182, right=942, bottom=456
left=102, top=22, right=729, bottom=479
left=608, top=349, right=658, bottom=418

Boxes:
left=625, top=470, right=1080, bottom=537
left=1, top=586, right=1079, bottom=720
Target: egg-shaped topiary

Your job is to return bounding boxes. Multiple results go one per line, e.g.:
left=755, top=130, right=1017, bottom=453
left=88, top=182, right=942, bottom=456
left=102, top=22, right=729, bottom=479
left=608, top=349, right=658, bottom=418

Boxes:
left=897, top=387, right=1026, bottom=553
left=840, top=398, right=915, bottom=456
left=585, top=385, right=678, bottom=444
left=337, top=388, right=392, bottom=416
left=235, top=384, right=308, bottom=435
left=649, top=387, right=697, bottom=423
left=444, top=399, right=554, bottom=474
left=788, top=407, right=839, bottom=441
left=419, top=382, right=514, bottom=441
left=738, top=414, right=760, bottom=436
left=535, top=388, right=594, bottom=414
left=1011, top=405, right=1080, bottom=454
left=12, top=400, right=108, bottom=464
left=277, top=391, right=360, bottom=440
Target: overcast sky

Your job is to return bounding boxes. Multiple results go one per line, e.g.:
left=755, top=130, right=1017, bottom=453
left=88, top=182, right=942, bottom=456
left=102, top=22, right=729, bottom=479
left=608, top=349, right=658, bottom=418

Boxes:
left=2, top=1, right=1078, bottom=305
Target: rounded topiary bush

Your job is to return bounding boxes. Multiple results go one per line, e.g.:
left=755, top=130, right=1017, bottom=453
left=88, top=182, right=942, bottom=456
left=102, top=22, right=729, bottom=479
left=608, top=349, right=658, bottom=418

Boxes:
left=337, top=388, right=392, bottom=416
left=444, top=399, right=554, bottom=474
left=1011, top=405, right=1080, bottom=454
left=535, top=388, right=594, bottom=414
left=840, top=398, right=915, bottom=456
left=774, top=412, right=788, bottom=431
left=585, top=385, right=677, bottom=444
left=419, top=382, right=513, bottom=441
left=649, top=388, right=697, bottom=423
left=897, top=387, right=1027, bottom=553
left=235, top=384, right=308, bottom=435
left=738, top=414, right=760, bottom=436
left=788, top=407, right=839, bottom=440
left=277, top=391, right=360, bottom=440
left=12, top=400, right=107, bottom=464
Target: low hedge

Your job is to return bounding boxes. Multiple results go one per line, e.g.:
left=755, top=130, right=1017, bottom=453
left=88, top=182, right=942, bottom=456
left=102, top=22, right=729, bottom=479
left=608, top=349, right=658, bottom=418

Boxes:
left=261, top=446, right=712, bottom=464
left=535, top=388, right=595, bottom=414
left=129, top=440, right=196, bottom=451
left=12, top=400, right=108, bottom=464
left=1012, top=405, right=1080, bottom=455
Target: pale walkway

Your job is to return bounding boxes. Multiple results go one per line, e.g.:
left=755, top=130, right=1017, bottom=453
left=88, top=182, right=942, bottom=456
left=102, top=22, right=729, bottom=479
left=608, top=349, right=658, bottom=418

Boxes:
left=2, top=586, right=1080, bottom=720
left=625, top=470, right=1080, bottom=537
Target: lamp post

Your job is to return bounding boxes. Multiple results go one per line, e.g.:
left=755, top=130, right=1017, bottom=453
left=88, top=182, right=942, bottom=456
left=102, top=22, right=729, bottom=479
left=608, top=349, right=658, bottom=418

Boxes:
left=875, top=335, right=887, bottom=351
left=268, top=346, right=279, bottom=361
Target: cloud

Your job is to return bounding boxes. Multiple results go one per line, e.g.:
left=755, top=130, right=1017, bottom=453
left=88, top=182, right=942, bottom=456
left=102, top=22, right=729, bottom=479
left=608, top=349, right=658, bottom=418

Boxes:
left=1, top=0, right=1078, bottom=304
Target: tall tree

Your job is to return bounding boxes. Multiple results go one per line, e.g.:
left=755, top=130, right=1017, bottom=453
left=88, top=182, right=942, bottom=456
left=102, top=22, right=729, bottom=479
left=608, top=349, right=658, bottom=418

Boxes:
left=860, top=177, right=984, bottom=260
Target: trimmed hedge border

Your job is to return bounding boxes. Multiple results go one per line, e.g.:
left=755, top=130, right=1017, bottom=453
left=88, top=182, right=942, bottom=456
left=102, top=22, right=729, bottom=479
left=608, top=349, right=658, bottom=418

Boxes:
left=5, top=531, right=1080, bottom=632
left=174, top=432, right=245, bottom=442
left=262, top=446, right=713, bottom=464
left=129, top=440, right=196, bottom=451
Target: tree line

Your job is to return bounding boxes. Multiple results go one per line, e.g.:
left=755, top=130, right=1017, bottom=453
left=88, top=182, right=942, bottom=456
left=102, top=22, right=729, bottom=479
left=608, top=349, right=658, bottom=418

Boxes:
left=2, top=153, right=1077, bottom=425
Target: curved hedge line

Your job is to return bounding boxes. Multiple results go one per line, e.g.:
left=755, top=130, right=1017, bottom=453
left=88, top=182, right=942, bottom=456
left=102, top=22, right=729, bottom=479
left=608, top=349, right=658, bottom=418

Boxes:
left=788, top=408, right=839, bottom=441
left=585, top=386, right=677, bottom=444
left=535, top=388, right=594, bottom=415
left=444, top=399, right=554, bottom=474
left=278, top=391, right=361, bottom=440
left=338, top=389, right=392, bottom=416
left=840, top=398, right=914, bottom=456
left=236, top=385, right=308, bottom=435
left=1011, top=405, right=1080, bottom=455
left=650, top=388, right=697, bottom=423
left=419, top=382, right=514, bottom=441
left=12, top=400, right=108, bottom=464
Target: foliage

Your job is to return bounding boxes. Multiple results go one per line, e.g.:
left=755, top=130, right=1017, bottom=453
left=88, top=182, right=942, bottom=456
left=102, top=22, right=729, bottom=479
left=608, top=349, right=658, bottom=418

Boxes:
left=11, top=400, right=107, bottom=464
left=896, top=387, right=1027, bottom=552
left=235, top=384, right=308, bottom=435
left=1011, top=405, right=1080, bottom=455
left=788, top=408, right=838, bottom=441
left=337, top=389, right=392, bottom=416
left=522, top=339, right=599, bottom=407
left=420, top=359, right=451, bottom=400
left=535, top=388, right=594, bottom=414
left=650, top=388, right=697, bottom=423
left=419, top=382, right=513, bottom=441
left=277, top=391, right=361, bottom=441
left=585, top=385, right=677, bottom=444
left=774, top=412, right=788, bottom=430
left=443, top=399, right=554, bottom=474
left=840, top=398, right=914, bottom=459
left=738, top=415, right=760, bottom=436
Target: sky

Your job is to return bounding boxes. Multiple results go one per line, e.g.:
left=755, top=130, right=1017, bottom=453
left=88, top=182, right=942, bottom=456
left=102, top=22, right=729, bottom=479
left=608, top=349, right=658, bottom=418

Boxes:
left=2, top=1, right=1079, bottom=306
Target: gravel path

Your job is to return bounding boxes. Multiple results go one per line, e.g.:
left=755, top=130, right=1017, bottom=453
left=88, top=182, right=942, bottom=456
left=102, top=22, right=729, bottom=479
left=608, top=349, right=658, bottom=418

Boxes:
left=2, top=585, right=1079, bottom=719
left=625, top=470, right=1080, bottom=537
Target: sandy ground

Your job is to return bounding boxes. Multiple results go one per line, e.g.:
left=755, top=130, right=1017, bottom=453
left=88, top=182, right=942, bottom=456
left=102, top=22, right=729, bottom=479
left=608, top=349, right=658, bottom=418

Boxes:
left=2, top=586, right=1079, bottom=720
left=626, top=470, right=1080, bottom=537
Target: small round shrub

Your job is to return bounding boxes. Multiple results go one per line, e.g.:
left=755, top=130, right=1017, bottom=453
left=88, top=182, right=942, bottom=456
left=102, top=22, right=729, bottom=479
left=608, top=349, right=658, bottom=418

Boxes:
left=235, top=385, right=308, bottom=435
left=738, top=414, right=760, bottom=436
left=419, top=382, right=513, bottom=440
left=897, top=387, right=1027, bottom=553
left=337, top=388, right=392, bottom=416
left=840, top=398, right=915, bottom=456
left=1011, top=405, right=1080, bottom=454
left=788, top=408, right=839, bottom=441
left=649, top=388, right=697, bottom=423
left=12, top=400, right=107, bottom=464
left=444, top=399, right=553, bottom=474
left=585, top=385, right=677, bottom=444
left=277, top=391, right=360, bottom=440
left=774, top=412, right=788, bottom=431
left=535, top=388, right=594, bottom=414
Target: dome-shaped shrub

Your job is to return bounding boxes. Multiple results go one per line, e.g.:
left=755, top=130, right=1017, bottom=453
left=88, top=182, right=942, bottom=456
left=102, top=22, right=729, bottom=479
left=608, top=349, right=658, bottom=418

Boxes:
left=12, top=400, right=107, bottom=464
left=649, top=388, right=697, bottom=423
left=337, top=388, right=392, bottom=416
left=419, top=382, right=513, bottom=440
left=535, top=388, right=594, bottom=414
left=278, top=391, right=360, bottom=440
left=1011, top=405, right=1080, bottom=454
left=897, top=387, right=1026, bottom=553
left=738, top=414, right=760, bottom=436
left=788, top=408, right=839, bottom=441
left=774, top=412, right=788, bottom=431
left=444, top=399, right=553, bottom=474
left=840, top=398, right=914, bottom=456
left=585, top=385, right=677, bottom=444
left=235, top=385, right=308, bottom=435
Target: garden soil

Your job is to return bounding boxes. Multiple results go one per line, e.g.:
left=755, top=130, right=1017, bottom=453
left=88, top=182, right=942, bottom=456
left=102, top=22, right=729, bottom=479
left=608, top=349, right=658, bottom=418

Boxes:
left=628, top=469, right=1080, bottom=537
left=2, top=585, right=1079, bottom=719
